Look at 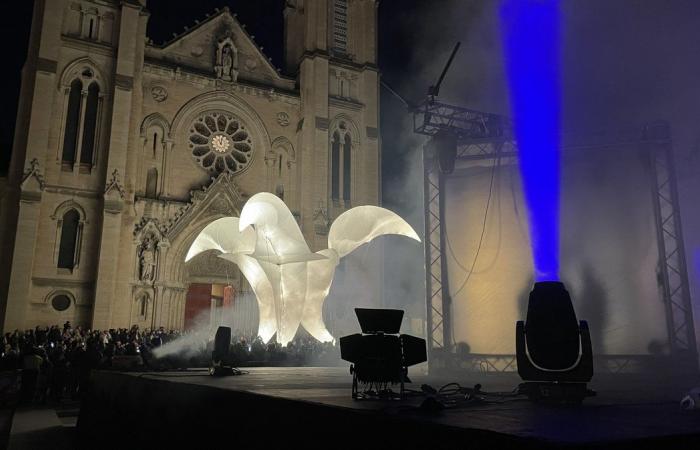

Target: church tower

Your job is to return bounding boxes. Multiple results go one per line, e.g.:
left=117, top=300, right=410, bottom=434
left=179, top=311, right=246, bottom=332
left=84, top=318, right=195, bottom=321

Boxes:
left=0, top=0, right=149, bottom=331
left=284, top=0, right=380, bottom=249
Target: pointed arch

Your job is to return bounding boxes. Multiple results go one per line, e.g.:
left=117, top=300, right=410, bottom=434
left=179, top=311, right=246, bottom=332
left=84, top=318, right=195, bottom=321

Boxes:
left=329, top=115, right=360, bottom=205
left=58, top=58, right=107, bottom=172
left=139, top=113, right=171, bottom=139
left=58, top=57, right=107, bottom=92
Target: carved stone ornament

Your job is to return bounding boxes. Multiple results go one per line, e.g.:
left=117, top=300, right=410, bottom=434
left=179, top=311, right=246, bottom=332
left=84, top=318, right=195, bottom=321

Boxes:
left=151, top=86, right=168, bottom=102
left=104, top=169, right=126, bottom=199
left=244, top=57, right=258, bottom=71
left=21, top=158, right=46, bottom=191
left=191, top=46, right=204, bottom=57
left=215, top=35, right=239, bottom=82
left=276, top=112, right=290, bottom=127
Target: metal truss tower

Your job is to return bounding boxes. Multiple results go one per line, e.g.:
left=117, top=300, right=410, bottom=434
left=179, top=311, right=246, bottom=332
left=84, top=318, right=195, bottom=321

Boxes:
left=415, top=100, right=697, bottom=371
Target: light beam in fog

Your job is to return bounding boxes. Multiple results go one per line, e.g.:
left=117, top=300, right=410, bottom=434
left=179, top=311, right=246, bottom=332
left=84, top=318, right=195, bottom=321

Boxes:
left=501, top=0, right=562, bottom=281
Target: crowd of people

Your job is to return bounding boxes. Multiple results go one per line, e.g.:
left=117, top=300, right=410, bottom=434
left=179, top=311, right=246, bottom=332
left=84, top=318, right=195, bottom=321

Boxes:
left=0, top=322, right=341, bottom=404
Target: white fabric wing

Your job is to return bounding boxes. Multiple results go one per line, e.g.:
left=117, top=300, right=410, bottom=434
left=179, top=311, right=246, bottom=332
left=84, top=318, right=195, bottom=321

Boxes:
left=328, top=206, right=421, bottom=258
left=239, top=192, right=310, bottom=260
left=185, top=217, right=256, bottom=262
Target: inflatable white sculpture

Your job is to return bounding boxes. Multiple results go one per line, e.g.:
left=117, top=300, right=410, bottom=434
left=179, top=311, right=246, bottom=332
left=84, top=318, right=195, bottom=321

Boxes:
left=185, top=193, right=420, bottom=346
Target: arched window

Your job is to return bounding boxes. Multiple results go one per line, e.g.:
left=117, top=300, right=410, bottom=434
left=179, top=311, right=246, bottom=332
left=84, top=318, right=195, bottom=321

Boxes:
left=331, top=131, right=341, bottom=201
left=330, top=121, right=355, bottom=205
left=152, top=131, right=159, bottom=154
left=343, top=134, right=351, bottom=203
left=80, top=82, right=99, bottom=167
left=275, top=153, right=285, bottom=200
left=62, top=79, right=83, bottom=168
left=58, top=209, right=80, bottom=271
left=145, top=168, right=158, bottom=199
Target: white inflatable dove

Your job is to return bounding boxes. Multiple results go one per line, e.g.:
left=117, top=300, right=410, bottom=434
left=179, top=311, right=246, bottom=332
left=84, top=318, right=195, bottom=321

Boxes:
left=186, top=192, right=420, bottom=345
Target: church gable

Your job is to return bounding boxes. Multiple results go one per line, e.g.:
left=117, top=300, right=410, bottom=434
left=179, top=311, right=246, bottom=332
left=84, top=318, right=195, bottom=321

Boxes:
left=147, top=8, right=287, bottom=87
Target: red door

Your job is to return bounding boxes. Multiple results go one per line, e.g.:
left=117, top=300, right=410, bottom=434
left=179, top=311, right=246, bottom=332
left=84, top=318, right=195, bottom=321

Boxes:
left=184, top=283, right=211, bottom=330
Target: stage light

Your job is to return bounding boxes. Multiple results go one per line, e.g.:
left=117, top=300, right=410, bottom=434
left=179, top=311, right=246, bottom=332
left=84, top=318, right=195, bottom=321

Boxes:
left=501, top=0, right=561, bottom=281
left=515, top=282, right=594, bottom=403
left=186, top=193, right=420, bottom=346
left=209, top=326, right=242, bottom=376
left=340, top=308, right=427, bottom=399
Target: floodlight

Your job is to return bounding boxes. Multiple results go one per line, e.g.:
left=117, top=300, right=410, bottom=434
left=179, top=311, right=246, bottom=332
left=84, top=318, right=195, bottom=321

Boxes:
left=340, top=308, right=427, bottom=399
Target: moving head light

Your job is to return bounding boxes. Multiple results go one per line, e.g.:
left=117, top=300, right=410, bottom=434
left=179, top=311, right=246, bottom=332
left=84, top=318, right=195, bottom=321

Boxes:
left=340, top=308, right=427, bottom=399
left=516, top=281, right=595, bottom=403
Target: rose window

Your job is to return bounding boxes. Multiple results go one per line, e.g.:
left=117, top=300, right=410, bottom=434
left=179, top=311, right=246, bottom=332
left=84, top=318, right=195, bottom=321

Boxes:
left=189, top=112, right=254, bottom=174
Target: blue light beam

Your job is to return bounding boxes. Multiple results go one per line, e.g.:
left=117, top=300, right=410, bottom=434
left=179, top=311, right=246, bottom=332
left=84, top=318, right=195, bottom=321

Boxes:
left=501, top=0, right=562, bottom=281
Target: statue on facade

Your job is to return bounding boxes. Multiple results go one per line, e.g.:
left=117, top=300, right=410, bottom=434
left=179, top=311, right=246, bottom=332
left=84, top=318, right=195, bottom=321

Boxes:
left=139, top=239, right=157, bottom=282
left=215, top=36, right=238, bottom=82
left=222, top=46, right=234, bottom=79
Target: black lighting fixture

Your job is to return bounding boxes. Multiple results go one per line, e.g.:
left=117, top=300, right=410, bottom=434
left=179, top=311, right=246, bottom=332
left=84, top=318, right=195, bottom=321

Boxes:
left=340, top=308, right=427, bottom=399
left=516, top=281, right=595, bottom=403
left=210, top=326, right=242, bottom=376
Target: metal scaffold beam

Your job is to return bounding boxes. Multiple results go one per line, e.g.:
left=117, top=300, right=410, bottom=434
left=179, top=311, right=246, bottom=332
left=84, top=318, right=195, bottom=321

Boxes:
left=419, top=115, right=697, bottom=370
left=645, top=121, right=697, bottom=357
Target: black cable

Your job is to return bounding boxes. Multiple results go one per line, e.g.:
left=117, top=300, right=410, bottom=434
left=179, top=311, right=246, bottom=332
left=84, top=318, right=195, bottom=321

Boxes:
left=451, top=155, right=501, bottom=298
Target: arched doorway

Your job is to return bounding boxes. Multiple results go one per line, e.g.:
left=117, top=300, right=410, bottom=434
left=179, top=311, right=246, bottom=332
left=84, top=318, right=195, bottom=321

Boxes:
left=155, top=174, right=257, bottom=335
left=183, top=250, right=260, bottom=339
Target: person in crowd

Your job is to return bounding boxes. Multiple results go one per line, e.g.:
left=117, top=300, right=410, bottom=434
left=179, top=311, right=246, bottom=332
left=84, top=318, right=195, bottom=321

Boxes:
left=0, top=322, right=341, bottom=403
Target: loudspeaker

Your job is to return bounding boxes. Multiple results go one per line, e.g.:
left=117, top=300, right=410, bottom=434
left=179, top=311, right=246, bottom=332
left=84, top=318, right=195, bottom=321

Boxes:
left=431, top=133, right=458, bottom=175
left=213, top=326, right=231, bottom=361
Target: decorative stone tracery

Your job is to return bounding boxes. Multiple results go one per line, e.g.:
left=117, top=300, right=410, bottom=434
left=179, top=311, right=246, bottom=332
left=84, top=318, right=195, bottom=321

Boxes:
left=188, top=111, right=254, bottom=175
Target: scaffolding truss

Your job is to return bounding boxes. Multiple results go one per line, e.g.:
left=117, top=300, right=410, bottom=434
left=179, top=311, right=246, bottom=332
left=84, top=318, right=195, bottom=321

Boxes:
left=416, top=102, right=697, bottom=372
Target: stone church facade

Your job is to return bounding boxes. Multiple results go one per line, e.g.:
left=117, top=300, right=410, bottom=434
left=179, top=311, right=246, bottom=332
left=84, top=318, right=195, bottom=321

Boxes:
left=0, top=0, right=381, bottom=333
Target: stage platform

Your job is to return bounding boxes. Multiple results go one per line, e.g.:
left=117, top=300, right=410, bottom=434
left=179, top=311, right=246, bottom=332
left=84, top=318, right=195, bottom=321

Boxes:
left=78, top=367, right=700, bottom=449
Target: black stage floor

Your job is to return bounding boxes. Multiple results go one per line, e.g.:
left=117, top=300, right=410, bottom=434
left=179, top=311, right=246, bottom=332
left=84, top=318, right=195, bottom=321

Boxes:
left=78, top=367, right=700, bottom=449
